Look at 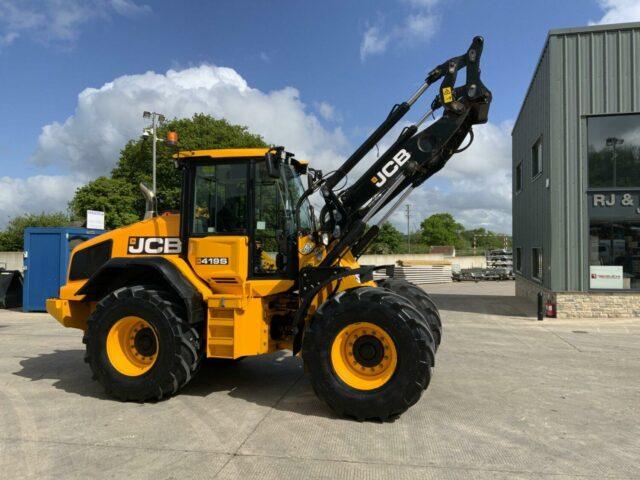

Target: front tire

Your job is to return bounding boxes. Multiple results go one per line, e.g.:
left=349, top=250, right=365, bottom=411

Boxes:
left=377, top=278, right=442, bottom=349
left=303, top=287, right=435, bottom=420
left=83, top=285, right=202, bottom=401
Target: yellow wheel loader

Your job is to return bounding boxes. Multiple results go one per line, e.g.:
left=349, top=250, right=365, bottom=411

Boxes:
left=47, top=37, right=491, bottom=420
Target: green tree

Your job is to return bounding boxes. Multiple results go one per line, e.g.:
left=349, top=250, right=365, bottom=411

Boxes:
left=69, top=114, right=267, bottom=229
left=69, top=177, right=141, bottom=229
left=420, top=213, right=465, bottom=248
left=0, top=212, right=71, bottom=251
left=368, top=222, right=403, bottom=254
left=461, top=227, right=510, bottom=251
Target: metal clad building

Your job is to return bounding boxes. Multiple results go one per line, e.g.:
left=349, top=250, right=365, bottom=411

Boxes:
left=513, top=22, right=640, bottom=316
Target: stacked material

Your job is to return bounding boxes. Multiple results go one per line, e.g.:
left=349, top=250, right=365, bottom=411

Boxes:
left=486, top=249, right=513, bottom=270
left=396, top=258, right=452, bottom=267
left=374, top=264, right=452, bottom=284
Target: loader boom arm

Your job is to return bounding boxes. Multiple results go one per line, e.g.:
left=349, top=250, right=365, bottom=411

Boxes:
left=315, top=36, right=492, bottom=266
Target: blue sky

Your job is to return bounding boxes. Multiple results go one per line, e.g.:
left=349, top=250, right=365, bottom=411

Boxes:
left=0, top=0, right=633, bottom=232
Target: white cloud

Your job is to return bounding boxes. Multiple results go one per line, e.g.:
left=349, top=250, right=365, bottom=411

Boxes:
left=0, top=31, right=18, bottom=47
left=377, top=121, right=513, bottom=234
left=0, top=63, right=349, bottom=226
left=30, top=64, right=349, bottom=177
left=404, top=12, right=440, bottom=43
left=437, top=121, right=512, bottom=183
left=360, top=0, right=442, bottom=60
left=360, top=26, right=391, bottom=60
left=315, top=101, right=340, bottom=122
left=591, top=0, right=640, bottom=24
left=110, top=0, right=150, bottom=16
left=0, top=0, right=149, bottom=48
left=259, top=51, right=271, bottom=63
left=0, top=175, right=84, bottom=226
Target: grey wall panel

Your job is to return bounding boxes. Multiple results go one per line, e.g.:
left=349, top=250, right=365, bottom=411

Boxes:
left=512, top=44, right=551, bottom=288
left=516, top=23, right=640, bottom=292
left=549, top=36, right=566, bottom=291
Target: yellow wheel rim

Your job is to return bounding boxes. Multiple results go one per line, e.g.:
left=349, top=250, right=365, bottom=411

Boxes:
left=106, top=316, right=158, bottom=376
left=330, top=322, right=397, bottom=391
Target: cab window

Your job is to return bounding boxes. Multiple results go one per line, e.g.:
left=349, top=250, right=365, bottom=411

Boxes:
left=253, top=162, right=286, bottom=275
left=192, top=163, right=248, bottom=234
left=284, top=164, right=313, bottom=233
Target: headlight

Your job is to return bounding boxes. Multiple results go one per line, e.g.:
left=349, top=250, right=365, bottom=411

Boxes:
left=301, top=241, right=315, bottom=255
left=321, top=232, right=330, bottom=246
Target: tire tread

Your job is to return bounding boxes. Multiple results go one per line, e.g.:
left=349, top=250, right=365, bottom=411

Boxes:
left=304, top=286, right=436, bottom=421
left=377, top=278, right=442, bottom=349
left=84, top=285, right=202, bottom=402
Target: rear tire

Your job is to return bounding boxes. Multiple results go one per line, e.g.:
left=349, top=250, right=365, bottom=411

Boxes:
left=303, top=287, right=435, bottom=421
left=83, top=285, right=202, bottom=401
left=377, top=278, right=442, bottom=349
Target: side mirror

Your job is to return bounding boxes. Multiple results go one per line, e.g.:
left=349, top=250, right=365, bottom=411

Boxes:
left=307, top=167, right=322, bottom=189
left=265, top=150, right=281, bottom=179
left=291, top=159, right=308, bottom=175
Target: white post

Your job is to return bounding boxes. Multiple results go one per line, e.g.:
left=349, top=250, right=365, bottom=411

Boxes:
left=152, top=113, right=157, bottom=197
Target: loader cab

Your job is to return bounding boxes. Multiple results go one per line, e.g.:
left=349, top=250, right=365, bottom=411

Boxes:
left=177, top=148, right=313, bottom=282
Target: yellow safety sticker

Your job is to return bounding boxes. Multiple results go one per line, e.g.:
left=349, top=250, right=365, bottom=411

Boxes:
left=442, top=87, right=453, bottom=103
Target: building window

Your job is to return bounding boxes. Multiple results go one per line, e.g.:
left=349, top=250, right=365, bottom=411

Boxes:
left=515, top=162, right=523, bottom=192
left=532, top=247, right=542, bottom=281
left=531, top=138, right=542, bottom=178
left=588, top=113, right=640, bottom=290
left=588, top=114, right=640, bottom=188
left=515, top=247, right=522, bottom=273
left=589, top=220, right=640, bottom=290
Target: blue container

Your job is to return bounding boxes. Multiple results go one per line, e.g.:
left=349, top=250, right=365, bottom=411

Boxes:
left=23, top=227, right=105, bottom=312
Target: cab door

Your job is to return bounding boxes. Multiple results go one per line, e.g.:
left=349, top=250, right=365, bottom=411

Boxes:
left=186, top=161, right=250, bottom=292
left=184, top=159, right=294, bottom=297
left=249, top=160, right=295, bottom=280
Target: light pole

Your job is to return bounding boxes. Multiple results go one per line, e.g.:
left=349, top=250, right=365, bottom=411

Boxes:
left=606, top=136, right=624, bottom=186
left=143, top=111, right=166, bottom=197
left=405, top=204, right=411, bottom=254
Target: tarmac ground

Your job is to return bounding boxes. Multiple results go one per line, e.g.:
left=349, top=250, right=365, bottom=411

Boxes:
left=1, top=281, right=639, bottom=479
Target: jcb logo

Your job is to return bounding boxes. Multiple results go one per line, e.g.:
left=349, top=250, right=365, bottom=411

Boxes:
left=127, top=237, right=182, bottom=255
left=371, top=149, right=411, bottom=188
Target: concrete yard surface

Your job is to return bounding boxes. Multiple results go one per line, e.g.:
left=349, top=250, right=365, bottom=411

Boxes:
left=1, top=281, right=639, bottom=479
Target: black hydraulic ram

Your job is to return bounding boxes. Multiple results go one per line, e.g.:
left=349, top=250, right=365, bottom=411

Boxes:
left=338, top=36, right=488, bottom=217
left=323, top=69, right=442, bottom=191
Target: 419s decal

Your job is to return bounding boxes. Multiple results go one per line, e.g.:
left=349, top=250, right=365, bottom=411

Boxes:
left=127, top=237, right=182, bottom=255
left=196, top=257, right=229, bottom=265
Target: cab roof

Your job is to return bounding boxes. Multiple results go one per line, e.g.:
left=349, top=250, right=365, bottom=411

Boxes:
left=173, top=148, right=308, bottom=165
left=175, top=148, right=269, bottom=160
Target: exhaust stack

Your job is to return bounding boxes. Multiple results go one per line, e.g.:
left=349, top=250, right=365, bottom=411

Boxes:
left=139, top=182, right=156, bottom=219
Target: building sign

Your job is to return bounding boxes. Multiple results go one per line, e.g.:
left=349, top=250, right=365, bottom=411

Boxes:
left=589, top=265, right=624, bottom=289
left=588, top=191, right=640, bottom=220
left=86, top=210, right=105, bottom=230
